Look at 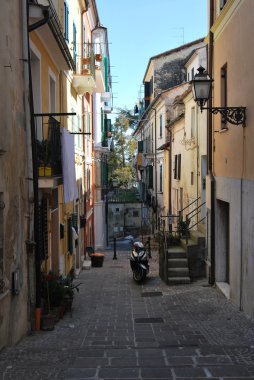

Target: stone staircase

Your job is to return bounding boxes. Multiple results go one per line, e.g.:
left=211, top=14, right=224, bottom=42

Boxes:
left=166, top=227, right=206, bottom=285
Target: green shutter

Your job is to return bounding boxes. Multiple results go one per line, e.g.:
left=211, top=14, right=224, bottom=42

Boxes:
left=138, top=141, right=143, bottom=153
left=104, top=56, right=109, bottom=91
left=148, top=165, right=153, bottom=189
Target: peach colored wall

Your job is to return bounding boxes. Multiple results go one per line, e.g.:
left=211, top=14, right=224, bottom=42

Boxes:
left=213, top=0, right=254, bottom=179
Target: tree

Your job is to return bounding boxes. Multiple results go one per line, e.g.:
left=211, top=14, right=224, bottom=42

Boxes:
left=108, top=108, right=138, bottom=188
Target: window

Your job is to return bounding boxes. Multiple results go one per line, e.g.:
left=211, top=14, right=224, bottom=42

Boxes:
left=133, top=210, right=139, bottom=217
left=159, top=114, right=163, bottom=138
left=191, top=172, right=194, bottom=185
left=148, top=165, right=153, bottom=189
left=174, top=154, right=181, bottom=180
left=159, top=164, right=163, bottom=192
left=191, top=67, right=195, bottom=80
left=221, top=64, right=228, bottom=128
left=116, top=208, right=120, bottom=213
left=64, top=1, right=69, bottom=42
left=49, top=74, right=56, bottom=113
left=73, top=22, right=77, bottom=67
left=191, top=107, right=195, bottom=138
left=220, top=0, right=227, bottom=11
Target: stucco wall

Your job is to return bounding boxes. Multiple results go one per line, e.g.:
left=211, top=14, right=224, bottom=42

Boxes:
left=213, top=0, right=254, bottom=179
left=215, top=175, right=254, bottom=316
left=0, top=1, right=31, bottom=348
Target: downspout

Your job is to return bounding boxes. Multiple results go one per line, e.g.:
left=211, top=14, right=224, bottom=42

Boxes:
left=208, top=0, right=215, bottom=285
left=27, top=0, right=51, bottom=330
left=22, top=0, right=35, bottom=329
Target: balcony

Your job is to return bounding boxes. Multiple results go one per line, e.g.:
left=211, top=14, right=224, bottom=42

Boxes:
left=103, top=104, right=113, bottom=114
left=36, top=116, right=63, bottom=189
left=101, top=92, right=112, bottom=102
left=72, top=49, right=96, bottom=94
left=29, top=0, right=75, bottom=71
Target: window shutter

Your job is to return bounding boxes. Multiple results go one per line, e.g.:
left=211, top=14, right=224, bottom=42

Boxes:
left=160, top=165, right=163, bottom=192
left=174, top=155, right=177, bottom=179
left=148, top=165, right=153, bottom=189
left=177, top=154, right=181, bottom=180
left=138, top=141, right=143, bottom=153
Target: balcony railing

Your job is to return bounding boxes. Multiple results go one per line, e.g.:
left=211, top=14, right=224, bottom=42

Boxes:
left=36, top=116, right=62, bottom=177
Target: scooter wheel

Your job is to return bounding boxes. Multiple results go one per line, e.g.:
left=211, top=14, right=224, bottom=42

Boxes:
left=133, top=270, right=146, bottom=282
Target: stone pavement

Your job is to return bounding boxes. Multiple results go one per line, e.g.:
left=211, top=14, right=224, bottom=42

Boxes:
left=1, top=245, right=254, bottom=379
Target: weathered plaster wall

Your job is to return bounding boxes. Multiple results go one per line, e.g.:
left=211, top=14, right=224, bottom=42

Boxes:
left=153, top=41, right=205, bottom=96
left=0, top=1, right=31, bottom=348
left=214, top=176, right=254, bottom=316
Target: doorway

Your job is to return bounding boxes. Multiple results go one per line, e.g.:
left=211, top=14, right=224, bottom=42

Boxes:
left=217, top=200, right=230, bottom=284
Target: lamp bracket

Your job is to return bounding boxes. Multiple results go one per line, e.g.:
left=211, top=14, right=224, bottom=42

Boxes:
left=202, top=106, right=246, bottom=126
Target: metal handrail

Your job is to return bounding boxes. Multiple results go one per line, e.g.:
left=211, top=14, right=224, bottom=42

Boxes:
left=179, top=196, right=201, bottom=215
left=186, top=201, right=206, bottom=219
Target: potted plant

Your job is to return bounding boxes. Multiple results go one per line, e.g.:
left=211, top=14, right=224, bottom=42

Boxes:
left=95, top=53, right=102, bottom=62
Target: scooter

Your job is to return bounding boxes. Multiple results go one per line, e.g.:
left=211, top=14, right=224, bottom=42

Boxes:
left=130, top=241, right=149, bottom=282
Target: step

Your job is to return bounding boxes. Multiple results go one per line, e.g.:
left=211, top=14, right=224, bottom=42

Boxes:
left=189, top=230, right=206, bottom=247
left=168, top=258, right=188, bottom=268
left=167, top=246, right=186, bottom=259
left=168, top=268, right=189, bottom=277
left=168, top=277, right=191, bottom=285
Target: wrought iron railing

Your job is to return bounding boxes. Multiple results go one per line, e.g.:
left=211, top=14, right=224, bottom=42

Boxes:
left=36, top=116, right=62, bottom=176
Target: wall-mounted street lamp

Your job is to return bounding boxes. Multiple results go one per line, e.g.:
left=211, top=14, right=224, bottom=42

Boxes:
left=192, top=66, right=246, bottom=126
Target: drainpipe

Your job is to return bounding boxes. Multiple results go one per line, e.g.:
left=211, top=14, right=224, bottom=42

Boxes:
left=151, top=107, right=158, bottom=230
left=22, top=0, right=35, bottom=329
left=208, top=0, right=215, bottom=285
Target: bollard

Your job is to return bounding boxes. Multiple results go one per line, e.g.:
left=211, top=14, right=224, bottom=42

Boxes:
left=113, top=238, right=117, bottom=260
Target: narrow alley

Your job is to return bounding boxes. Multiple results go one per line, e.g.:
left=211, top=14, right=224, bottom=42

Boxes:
left=1, top=245, right=254, bottom=379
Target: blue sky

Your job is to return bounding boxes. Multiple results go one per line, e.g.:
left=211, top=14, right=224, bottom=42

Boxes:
left=96, top=0, right=208, bottom=120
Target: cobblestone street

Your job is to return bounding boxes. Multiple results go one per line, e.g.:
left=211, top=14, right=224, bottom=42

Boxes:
left=1, top=245, right=254, bottom=379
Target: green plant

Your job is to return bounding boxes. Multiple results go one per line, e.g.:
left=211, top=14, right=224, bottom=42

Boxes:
left=178, top=218, right=190, bottom=237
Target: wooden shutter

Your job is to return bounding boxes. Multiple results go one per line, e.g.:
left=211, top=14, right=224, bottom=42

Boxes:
left=177, top=154, right=181, bottom=180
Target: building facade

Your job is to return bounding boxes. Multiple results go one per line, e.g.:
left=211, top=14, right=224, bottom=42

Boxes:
left=206, top=0, right=254, bottom=316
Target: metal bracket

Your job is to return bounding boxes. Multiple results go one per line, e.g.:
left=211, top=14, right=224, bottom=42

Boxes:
left=202, top=107, right=246, bottom=126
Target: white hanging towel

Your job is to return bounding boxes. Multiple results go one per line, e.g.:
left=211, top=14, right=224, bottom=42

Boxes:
left=61, top=128, right=78, bottom=203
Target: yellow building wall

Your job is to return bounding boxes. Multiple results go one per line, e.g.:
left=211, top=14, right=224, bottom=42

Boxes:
left=213, top=0, right=254, bottom=180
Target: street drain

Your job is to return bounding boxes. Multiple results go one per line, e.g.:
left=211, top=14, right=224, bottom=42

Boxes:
left=135, top=317, right=164, bottom=324
left=141, top=291, right=162, bottom=297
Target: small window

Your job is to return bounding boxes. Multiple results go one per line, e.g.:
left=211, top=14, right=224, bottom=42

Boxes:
left=174, top=154, right=181, bottom=180
left=159, top=164, right=163, bottom=192
left=221, top=64, right=228, bottom=128
left=191, top=172, right=194, bottom=185
left=220, top=0, right=227, bottom=11
left=191, top=107, right=195, bottom=138
left=191, top=67, right=195, bottom=79
left=73, top=22, right=77, bottom=67
left=159, top=114, right=163, bottom=138
left=116, top=208, right=120, bottom=213
left=133, top=210, right=139, bottom=217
